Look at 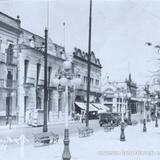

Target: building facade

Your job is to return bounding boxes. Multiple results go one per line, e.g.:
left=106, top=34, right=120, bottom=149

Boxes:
left=17, top=29, right=67, bottom=124
left=72, top=48, right=103, bottom=115
left=0, top=12, right=21, bottom=125
left=126, top=74, right=138, bottom=114
left=102, top=83, right=128, bottom=114
left=0, top=12, right=71, bottom=125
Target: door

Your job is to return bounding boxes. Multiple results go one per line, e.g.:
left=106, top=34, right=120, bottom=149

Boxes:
left=6, top=97, right=12, bottom=124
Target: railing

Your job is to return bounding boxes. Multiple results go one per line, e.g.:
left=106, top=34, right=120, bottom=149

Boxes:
left=77, top=83, right=101, bottom=93
left=6, top=80, right=17, bottom=88
left=6, top=55, right=17, bottom=65
left=24, top=77, right=35, bottom=85
left=0, top=79, right=17, bottom=89
left=0, top=52, right=5, bottom=63
left=38, top=79, right=44, bottom=86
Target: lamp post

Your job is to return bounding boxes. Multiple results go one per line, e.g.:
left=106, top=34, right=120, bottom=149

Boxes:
left=143, top=99, right=147, bottom=132
left=155, top=95, right=158, bottom=127
left=127, top=92, right=132, bottom=125
left=54, top=59, right=81, bottom=160
left=120, top=92, right=125, bottom=142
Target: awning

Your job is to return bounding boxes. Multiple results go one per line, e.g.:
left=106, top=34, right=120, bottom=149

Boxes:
left=91, top=103, right=110, bottom=111
left=130, top=97, right=140, bottom=102
left=75, top=102, right=99, bottom=112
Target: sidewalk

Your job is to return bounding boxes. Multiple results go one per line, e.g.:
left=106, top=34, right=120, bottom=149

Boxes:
left=0, top=121, right=160, bottom=160
left=0, top=120, right=79, bottom=130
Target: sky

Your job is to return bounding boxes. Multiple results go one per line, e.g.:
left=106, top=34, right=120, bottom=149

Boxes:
left=1, top=0, right=160, bottom=85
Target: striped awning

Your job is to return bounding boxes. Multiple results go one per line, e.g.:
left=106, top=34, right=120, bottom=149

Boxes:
left=75, top=102, right=99, bottom=111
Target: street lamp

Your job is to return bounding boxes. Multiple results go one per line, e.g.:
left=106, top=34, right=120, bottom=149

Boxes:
left=119, top=92, right=125, bottom=142
left=143, top=98, right=147, bottom=132
left=155, top=95, right=158, bottom=127
left=127, top=92, right=132, bottom=125
left=146, top=98, right=151, bottom=122
left=54, top=59, right=81, bottom=160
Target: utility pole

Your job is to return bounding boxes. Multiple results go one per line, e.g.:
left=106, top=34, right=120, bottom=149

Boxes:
left=86, top=0, right=92, bottom=127
left=43, top=28, right=48, bottom=132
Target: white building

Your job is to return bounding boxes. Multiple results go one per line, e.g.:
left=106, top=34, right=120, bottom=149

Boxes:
left=102, top=83, right=128, bottom=114
left=0, top=12, right=21, bottom=124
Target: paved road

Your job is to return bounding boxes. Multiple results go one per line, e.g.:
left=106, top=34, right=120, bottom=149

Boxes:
left=0, top=120, right=101, bottom=141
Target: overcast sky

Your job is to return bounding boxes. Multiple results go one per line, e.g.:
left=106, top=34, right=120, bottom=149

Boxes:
left=1, top=0, right=160, bottom=85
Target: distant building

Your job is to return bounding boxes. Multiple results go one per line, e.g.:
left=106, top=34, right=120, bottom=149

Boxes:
left=125, top=74, right=138, bottom=114
left=72, top=48, right=104, bottom=116
left=102, top=83, right=128, bottom=114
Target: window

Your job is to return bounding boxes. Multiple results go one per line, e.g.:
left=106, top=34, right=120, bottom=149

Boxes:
left=7, top=71, right=13, bottom=87
left=120, top=104, right=122, bottom=112
left=96, top=79, right=99, bottom=86
left=36, top=63, right=41, bottom=84
left=24, top=60, right=29, bottom=83
left=6, top=43, right=14, bottom=64
left=0, top=39, right=2, bottom=51
left=90, top=78, right=94, bottom=86
left=106, top=98, right=113, bottom=102
left=83, top=76, right=85, bottom=83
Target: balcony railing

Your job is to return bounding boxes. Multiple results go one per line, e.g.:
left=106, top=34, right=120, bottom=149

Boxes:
left=24, top=77, right=35, bottom=85
left=0, top=79, right=17, bottom=89
left=38, top=79, right=44, bottom=86
left=0, top=52, right=5, bottom=63
left=77, top=83, right=101, bottom=93
left=6, top=55, right=17, bottom=65
left=6, top=80, right=17, bottom=88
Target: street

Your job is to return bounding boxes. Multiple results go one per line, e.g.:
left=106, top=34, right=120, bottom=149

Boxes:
left=0, top=120, right=100, bottom=141
left=0, top=120, right=160, bottom=160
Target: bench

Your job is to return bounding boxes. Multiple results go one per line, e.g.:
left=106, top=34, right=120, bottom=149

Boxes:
left=103, top=123, right=115, bottom=132
left=33, top=131, right=59, bottom=146
left=78, top=127, right=94, bottom=138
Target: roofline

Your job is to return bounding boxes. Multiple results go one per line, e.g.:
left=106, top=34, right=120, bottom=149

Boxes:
left=0, top=12, right=19, bottom=22
left=21, top=28, right=64, bottom=49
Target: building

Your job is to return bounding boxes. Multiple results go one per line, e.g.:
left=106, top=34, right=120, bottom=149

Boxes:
left=102, top=82, right=128, bottom=114
left=0, top=12, right=69, bottom=125
left=125, top=74, right=138, bottom=114
left=17, top=29, right=66, bottom=125
left=72, top=48, right=104, bottom=117
left=0, top=12, right=21, bottom=125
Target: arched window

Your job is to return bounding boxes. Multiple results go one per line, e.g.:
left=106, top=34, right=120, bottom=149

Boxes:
left=6, top=44, right=14, bottom=64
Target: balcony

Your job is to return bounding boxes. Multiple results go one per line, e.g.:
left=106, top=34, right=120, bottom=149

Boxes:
left=24, top=77, right=35, bottom=86
left=0, top=52, right=5, bottom=63
left=6, top=55, right=17, bottom=66
left=38, top=79, right=44, bottom=87
left=0, top=79, right=17, bottom=89
left=76, top=83, right=101, bottom=93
